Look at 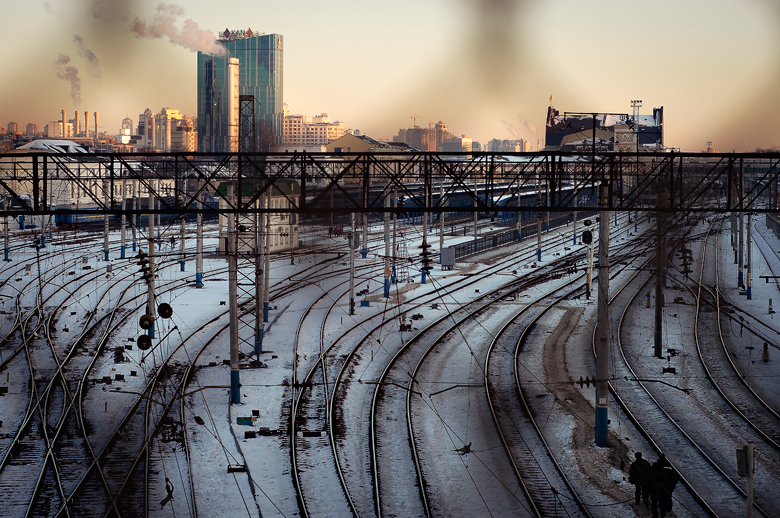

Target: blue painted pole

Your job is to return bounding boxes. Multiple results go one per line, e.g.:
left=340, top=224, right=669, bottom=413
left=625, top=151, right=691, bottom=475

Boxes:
left=103, top=250, right=109, bottom=261
left=595, top=406, right=608, bottom=447
left=132, top=241, right=137, bottom=252
left=149, top=321, right=155, bottom=339
left=179, top=260, right=185, bottom=271
left=537, top=248, right=542, bottom=262
left=195, top=272, right=203, bottom=288
left=361, top=248, right=367, bottom=259
left=391, top=266, right=396, bottom=284
left=120, top=245, right=126, bottom=259
left=40, top=235, right=45, bottom=248
left=263, top=301, right=269, bottom=323
left=3, top=248, right=8, bottom=261
left=230, top=370, right=240, bottom=404
left=384, top=278, right=390, bottom=298
left=421, top=269, right=427, bottom=284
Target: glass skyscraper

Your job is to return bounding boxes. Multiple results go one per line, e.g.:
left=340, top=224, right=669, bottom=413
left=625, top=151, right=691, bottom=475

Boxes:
left=197, top=31, right=283, bottom=152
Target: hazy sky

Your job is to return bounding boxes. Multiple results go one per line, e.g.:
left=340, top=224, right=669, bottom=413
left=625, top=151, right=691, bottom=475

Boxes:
left=2, top=0, right=779, bottom=151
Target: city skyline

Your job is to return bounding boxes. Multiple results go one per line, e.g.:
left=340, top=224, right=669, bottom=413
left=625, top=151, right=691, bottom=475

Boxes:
left=1, top=0, right=778, bottom=151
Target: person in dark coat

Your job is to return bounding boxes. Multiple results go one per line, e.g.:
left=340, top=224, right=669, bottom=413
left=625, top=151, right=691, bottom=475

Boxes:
left=650, top=454, right=678, bottom=518
left=629, top=452, right=652, bottom=507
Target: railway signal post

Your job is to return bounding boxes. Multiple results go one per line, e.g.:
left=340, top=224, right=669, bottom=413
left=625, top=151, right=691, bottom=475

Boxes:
left=3, top=190, right=9, bottom=261
left=595, top=182, right=610, bottom=447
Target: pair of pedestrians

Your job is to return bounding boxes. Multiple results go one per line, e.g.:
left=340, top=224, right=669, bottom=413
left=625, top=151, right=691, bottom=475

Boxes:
left=629, top=452, right=678, bottom=518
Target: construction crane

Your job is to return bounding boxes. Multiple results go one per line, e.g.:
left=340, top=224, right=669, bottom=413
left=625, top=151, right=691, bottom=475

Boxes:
left=411, top=114, right=424, bottom=128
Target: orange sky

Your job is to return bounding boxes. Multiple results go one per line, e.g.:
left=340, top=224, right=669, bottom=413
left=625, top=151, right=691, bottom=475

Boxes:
left=2, top=0, right=779, bottom=151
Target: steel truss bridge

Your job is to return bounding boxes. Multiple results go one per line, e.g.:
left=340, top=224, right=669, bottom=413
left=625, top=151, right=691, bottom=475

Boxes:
left=0, top=151, right=779, bottom=217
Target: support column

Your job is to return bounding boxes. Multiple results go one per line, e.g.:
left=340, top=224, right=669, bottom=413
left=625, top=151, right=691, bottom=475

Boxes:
left=738, top=161, right=745, bottom=287
left=595, top=182, right=610, bottom=447
left=473, top=173, right=478, bottom=253
left=132, top=180, right=137, bottom=252
left=227, top=185, right=240, bottom=404
left=349, top=212, right=356, bottom=315
left=747, top=212, right=752, bottom=300
left=573, top=174, right=578, bottom=245
left=256, top=200, right=264, bottom=358
left=392, top=184, right=397, bottom=284
left=179, top=211, right=186, bottom=271
left=3, top=189, right=9, bottom=261
left=120, top=178, right=126, bottom=259
left=147, top=180, right=156, bottom=339
left=103, top=175, right=110, bottom=262
left=196, top=194, right=204, bottom=288
left=537, top=169, right=542, bottom=262
left=654, top=178, right=667, bottom=359
left=384, top=190, right=390, bottom=298
left=439, top=176, right=445, bottom=253
left=263, top=192, right=270, bottom=322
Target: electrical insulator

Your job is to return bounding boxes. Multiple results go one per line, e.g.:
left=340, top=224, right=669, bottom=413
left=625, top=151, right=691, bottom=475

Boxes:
left=138, top=334, right=152, bottom=350
left=139, top=314, right=154, bottom=330
left=158, top=303, right=173, bottom=319
left=137, top=251, right=152, bottom=283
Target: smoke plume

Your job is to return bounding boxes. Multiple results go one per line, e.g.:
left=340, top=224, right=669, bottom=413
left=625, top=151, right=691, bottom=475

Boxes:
left=523, top=119, right=538, bottom=137
left=53, top=54, right=81, bottom=108
left=73, top=34, right=101, bottom=81
left=501, top=120, right=519, bottom=138
left=131, top=3, right=227, bottom=57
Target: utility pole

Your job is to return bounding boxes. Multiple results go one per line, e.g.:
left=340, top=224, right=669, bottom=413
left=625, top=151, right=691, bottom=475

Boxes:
left=349, top=212, right=356, bottom=315
left=132, top=180, right=137, bottom=252
left=263, top=191, right=270, bottom=322
left=289, top=198, right=295, bottom=265
left=256, top=199, right=264, bottom=358
left=196, top=193, right=204, bottom=288
left=654, top=178, right=667, bottom=359
left=179, top=178, right=186, bottom=271
left=392, top=184, right=397, bottom=284
left=747, top=212, right=752, bottom=300
left=227, top=184, right=240, bottom=404
left=120, top=178, right=126, bottom=259
left=439, top=176, right=445, bottom=252
left=595, top=182, right=610, bottom=447
left=537, top=168, right=542, bottom=262
left=573, top=173, right=578, bottom=245
left=103, top=174, right=110, bottom=262
left=384, top=188, right=390, bottom=298
left=147, top=180, right=156, bottom=339
left=515, top=180, right=522, bottom=242
left=422, top=179, right=429, bottom=285
left=738, top=160, right=745, bottom=288
left=3, top=188, right=9, bottom=261
left=473, top=172, right=478, bottom=252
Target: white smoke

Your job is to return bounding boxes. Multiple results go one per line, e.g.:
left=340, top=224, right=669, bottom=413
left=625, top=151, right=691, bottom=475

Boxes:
left=53, top=54, right=81, bottom=108
left=131, top=3, right=228, bottom=57
left=523, top=119, right=538, bottom=137
left=501, top=120, right=519, bottom=138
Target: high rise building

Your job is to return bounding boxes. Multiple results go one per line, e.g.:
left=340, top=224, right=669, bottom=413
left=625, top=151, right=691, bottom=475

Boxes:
left=7, top=122, right=20, bottom=135
left=282, top=105, right=347, bottom=147
left=197, top=30, right=283, bottom=152
left=25, top=123, right=39, bottom=136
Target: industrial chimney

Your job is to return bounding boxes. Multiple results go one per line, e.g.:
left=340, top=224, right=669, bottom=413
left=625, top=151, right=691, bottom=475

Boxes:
left=62, top=109, right=66, bottom=138
left=74, top=111, right=80, bottom=138
left=84, top=111, right=90, bottom=139
left=94, top=112, right=99, bottom=139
